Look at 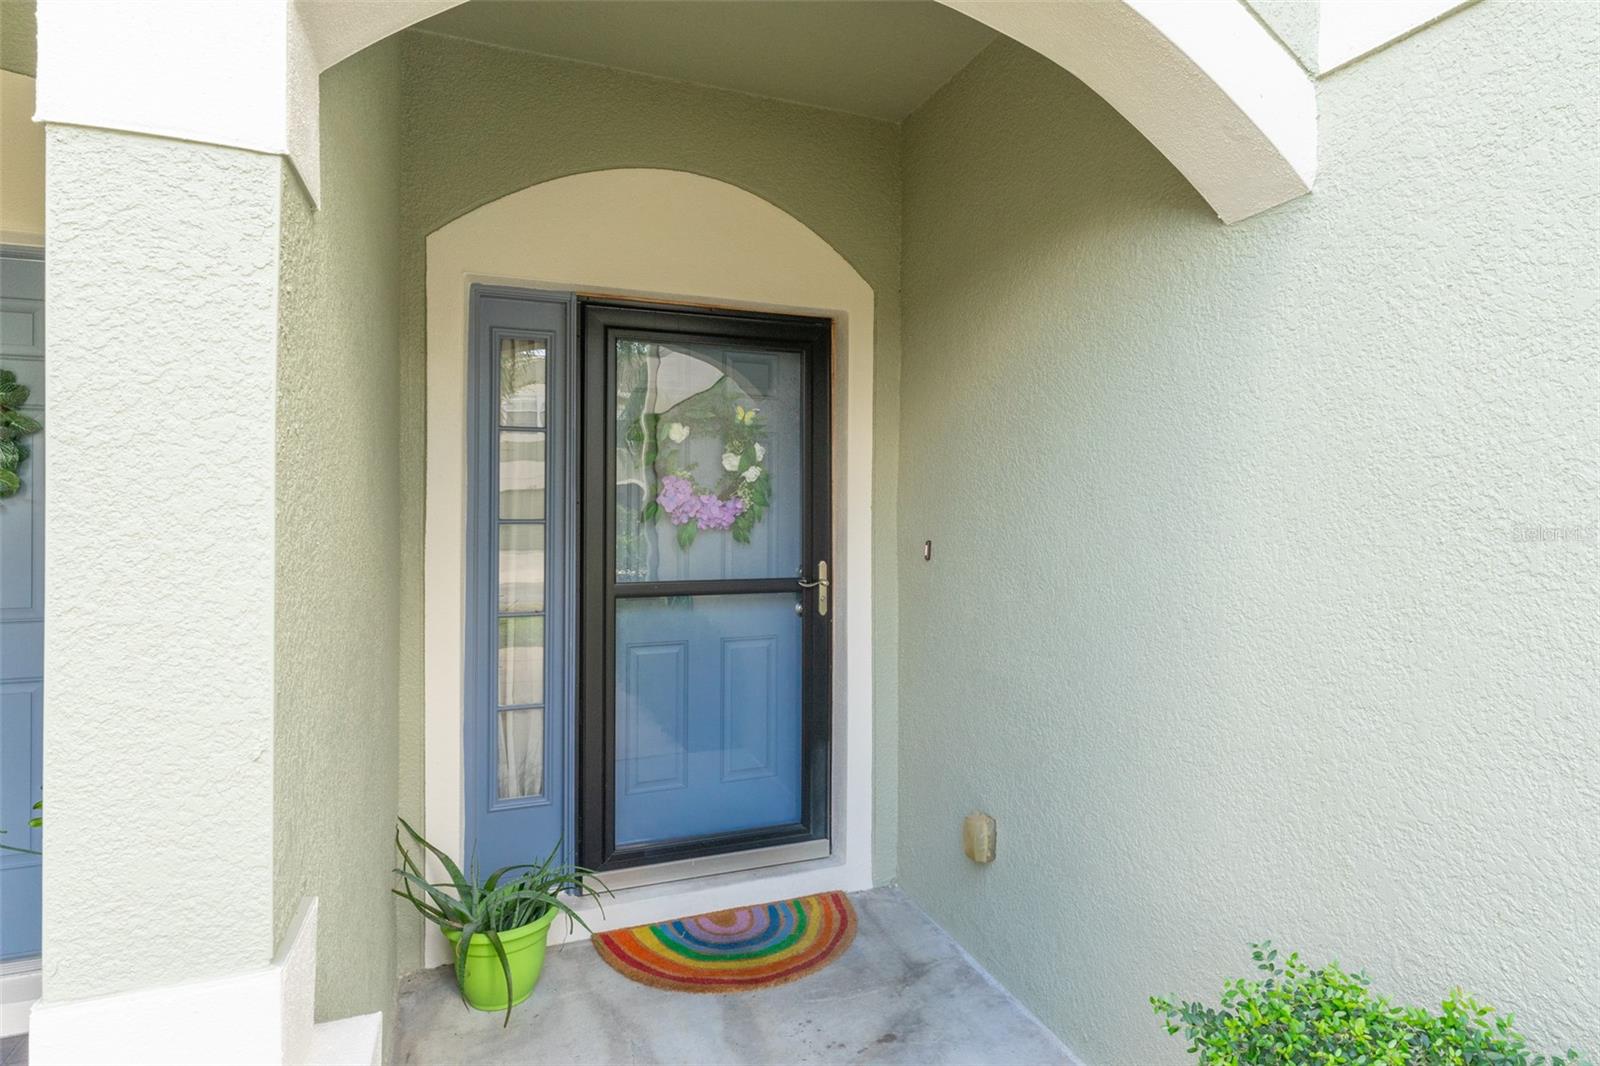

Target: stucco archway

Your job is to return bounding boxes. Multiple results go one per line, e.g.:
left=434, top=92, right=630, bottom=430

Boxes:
left=296, top=0, right=1314, bottom=223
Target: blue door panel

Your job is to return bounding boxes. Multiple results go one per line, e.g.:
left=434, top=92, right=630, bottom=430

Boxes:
left=614, top=594, right=802, bottom=846
left=0, top=683, right=42, bottom=959
left=0, top=250, right=43, bottom=961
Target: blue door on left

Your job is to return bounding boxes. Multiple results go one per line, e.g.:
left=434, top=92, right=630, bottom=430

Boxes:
left=0, top=248, right=44, bottom=960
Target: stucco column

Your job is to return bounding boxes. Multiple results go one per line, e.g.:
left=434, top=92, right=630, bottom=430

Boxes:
left=31, top=123, right=282, bottom=1049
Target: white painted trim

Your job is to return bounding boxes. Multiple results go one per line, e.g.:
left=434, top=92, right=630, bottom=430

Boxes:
left=942, top=0, right=1316, bottom=223
left=34, top=1, right=294, bottom=168
left=25, top=898, right=380, bottom=1064
left=295, top=0, right=461, bottom=71
left=0, top=961, right=40, bottom=1037
left=423, top=168, right=876, bottom=968
left=38, top=0, right=1314, bottom=222
left=26, top=899, right=373, bottom=1066
left=305, top=1014, right=382, bottom=1066
left=1318, top=0, right=1477, bottom=75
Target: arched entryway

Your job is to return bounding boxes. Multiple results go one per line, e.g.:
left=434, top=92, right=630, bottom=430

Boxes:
left=422, top=167, right=879, bottom=964
left=297, top=0, right=1313, bottom=222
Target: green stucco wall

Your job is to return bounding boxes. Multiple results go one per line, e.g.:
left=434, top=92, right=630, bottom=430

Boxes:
left=0, top=1, right=36, bottom=76
left=897, top=4, right=1598, bottom=1062
left=1245, top=0, right=1319, bottom=72
left=393, top=31, right=906, bottom=971
left=275, top=39, right=403, bottom=1028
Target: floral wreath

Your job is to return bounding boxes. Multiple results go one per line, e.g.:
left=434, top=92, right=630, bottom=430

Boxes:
left=640, top=402, right=771, bottom=548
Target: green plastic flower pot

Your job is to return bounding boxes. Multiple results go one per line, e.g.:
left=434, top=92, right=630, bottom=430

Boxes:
left=443, top=906, right=558, bottom=1012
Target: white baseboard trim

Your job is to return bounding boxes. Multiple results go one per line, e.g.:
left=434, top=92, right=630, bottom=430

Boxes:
left=0, top=962, right=41, bottom=1037
left=307, top=1013, right=382, bottom=1066
left=26, top=898, right=381, bottom=1066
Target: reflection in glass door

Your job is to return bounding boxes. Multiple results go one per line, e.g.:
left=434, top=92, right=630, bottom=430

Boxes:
left=580, top=304, right=832, bottom=870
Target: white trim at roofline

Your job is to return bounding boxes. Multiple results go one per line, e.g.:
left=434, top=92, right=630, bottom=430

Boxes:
left=35, top=0, right=1317, bottom=223
left=1317, top=0, right=1479, bottom=74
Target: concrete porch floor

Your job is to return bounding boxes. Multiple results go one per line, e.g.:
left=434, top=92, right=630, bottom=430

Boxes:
left=396, top=887, right=1071, bottom=1065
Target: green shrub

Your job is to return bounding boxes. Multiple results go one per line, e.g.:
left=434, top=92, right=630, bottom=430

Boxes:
left=1152, top=942, right=1589, bottom=1066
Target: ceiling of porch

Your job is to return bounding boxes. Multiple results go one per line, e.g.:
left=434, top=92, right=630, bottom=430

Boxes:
left=411, top=0, right=997, bottom=121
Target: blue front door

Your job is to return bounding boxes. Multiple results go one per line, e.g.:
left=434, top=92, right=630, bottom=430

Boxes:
left=0, top=249, right=44, bottom=960
left=464, top=295, right=832, bottom=878
left=580, top=304, right=832, bottom=870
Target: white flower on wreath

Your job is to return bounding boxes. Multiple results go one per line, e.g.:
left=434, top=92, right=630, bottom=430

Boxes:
left=742, top=465, right=762, bottom=483
left=721, top=452, right=740, bottom=472
left=667, top=422, right=689, bottom=444
left=754, top=443, right=766, bottom=461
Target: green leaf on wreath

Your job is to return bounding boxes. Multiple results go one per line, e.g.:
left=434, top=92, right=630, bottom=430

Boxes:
left=676, top=522, right=697, bottom=551
left=4, top=411, right=40, bottom=435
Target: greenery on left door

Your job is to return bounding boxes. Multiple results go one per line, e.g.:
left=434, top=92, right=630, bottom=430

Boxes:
left=0, top=368, right=41, bottom=497
left=0, top=800, right=42, bottom=855
left=393, top=818, right=609, bottom=1026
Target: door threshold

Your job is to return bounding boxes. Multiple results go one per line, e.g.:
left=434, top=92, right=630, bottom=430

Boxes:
left=595, top=838, right=831, bottom=893
left=544, top=845, right=855, bottom=946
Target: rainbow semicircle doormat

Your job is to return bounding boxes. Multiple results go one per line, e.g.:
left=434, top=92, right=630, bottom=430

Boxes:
left=592, top=891, right=857, bottom=993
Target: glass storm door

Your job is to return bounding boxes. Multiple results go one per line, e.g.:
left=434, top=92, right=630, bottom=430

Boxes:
left=579, top=304, right=832, bottom=871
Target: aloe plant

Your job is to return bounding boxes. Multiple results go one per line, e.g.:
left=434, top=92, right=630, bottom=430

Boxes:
left=393, top=818, right=607, bottom=1025
left=0, top=369, right=40, bottom=498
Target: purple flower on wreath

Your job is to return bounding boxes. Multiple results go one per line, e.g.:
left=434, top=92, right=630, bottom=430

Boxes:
left=695, top=494, right=746, bottom=531
left=657, top=475, right=698, bottom=525
left=657, top=474, right=746, bottom=532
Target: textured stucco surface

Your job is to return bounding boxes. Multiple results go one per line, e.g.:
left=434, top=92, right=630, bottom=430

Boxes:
left=42, top=126, right=280, bottom=998
left=394, top=32, right=905, bottom=970
left=897, top=6, right=1598, bottom=1063
left=1245, top=0, right=1320, bottom=73
left=275, top=40, right=402, bottom=1030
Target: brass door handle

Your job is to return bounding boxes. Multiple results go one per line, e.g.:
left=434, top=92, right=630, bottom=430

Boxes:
left=797, top=561, right=829, bottom=617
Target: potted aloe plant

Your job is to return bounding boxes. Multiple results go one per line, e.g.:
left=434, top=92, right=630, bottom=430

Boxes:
left=394, top=818, right=607, bottom=1025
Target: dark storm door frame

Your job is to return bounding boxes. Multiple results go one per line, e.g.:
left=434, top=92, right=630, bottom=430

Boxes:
left=577, top=301, right=834, bottom=872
